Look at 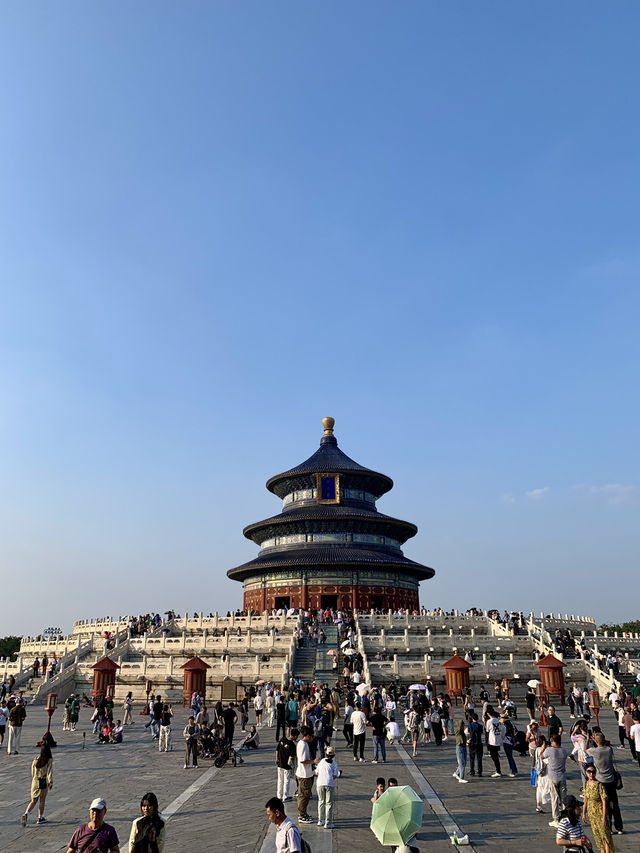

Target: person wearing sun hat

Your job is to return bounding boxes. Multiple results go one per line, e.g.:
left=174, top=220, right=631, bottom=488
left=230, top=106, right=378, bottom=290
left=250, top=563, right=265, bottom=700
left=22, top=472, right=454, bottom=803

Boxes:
left=314, top=745, right=339, bottom=829
left=66, top=797, right=120, bottom=852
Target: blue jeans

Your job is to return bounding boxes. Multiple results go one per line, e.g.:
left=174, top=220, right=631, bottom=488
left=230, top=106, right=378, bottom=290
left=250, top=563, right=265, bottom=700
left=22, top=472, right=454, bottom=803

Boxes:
left=374, top=735, right=386, bottom=761
left=455, top=745, right=467, bottom=779
left=503, top=743, right=518, bottom=774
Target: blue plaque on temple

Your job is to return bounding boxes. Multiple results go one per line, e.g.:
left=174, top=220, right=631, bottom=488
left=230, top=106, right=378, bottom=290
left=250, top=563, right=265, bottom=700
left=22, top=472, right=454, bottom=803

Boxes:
left=320, top=476, right=336, bottom=501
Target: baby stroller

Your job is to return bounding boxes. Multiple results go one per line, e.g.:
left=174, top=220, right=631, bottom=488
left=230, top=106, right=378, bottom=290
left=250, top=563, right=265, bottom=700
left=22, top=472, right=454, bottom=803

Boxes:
left=212, top=740, right=243, bottom=767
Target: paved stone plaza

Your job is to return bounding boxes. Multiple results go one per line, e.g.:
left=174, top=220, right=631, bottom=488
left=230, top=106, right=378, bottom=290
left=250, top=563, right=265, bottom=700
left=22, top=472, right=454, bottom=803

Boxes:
left=1, top=705, right=637, bottom=852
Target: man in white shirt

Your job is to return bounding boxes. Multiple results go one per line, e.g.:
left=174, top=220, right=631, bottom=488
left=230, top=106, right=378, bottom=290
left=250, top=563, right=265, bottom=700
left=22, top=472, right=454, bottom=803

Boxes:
left=350, top=704, right=367, bottom=762
left=352, top=670, right=361, bottom=686
left=485, top=710, right=505, bottom=777
left=295, top=727, right=317, bottom=824
left=629, top=720, right=640, bottom=768
left=386, top=717, right=401, bottom=744
left=265, top=797, right=301, bottom=853
left=254, top=693, right=265, bottom=727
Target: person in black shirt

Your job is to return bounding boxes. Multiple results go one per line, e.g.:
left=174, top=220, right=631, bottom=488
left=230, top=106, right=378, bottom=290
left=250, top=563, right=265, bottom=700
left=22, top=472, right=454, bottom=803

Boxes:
left=151, top=696, right=163, bottom=740
left=275, top=696, right=287, bottom=742
left=223, top=703, right=238, bottom=744
left=546, top=706, right=563, bottom=744
left=276, top=729, right=298, bottom=802
left=369, top=709, right=388, bottom=763
left=526, top=687, right=537, bottom=721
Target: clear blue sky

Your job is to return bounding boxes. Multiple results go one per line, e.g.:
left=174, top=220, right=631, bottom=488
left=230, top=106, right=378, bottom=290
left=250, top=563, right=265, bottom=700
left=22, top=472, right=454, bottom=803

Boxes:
left=1, top=3, right=638, bottom=636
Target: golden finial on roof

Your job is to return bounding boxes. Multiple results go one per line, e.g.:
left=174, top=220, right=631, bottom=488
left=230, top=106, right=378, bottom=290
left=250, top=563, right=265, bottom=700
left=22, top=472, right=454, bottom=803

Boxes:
left=322, top=417, right=335, bottom=436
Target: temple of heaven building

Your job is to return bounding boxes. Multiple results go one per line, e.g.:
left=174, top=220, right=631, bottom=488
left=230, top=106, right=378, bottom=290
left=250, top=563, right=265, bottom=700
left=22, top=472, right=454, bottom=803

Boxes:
left=227, top=417, right=434, bottom=612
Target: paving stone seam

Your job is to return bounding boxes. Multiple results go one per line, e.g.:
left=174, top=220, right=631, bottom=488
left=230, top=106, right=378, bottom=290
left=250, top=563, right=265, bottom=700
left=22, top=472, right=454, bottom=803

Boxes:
left=395, top=743, right=478, bottom=851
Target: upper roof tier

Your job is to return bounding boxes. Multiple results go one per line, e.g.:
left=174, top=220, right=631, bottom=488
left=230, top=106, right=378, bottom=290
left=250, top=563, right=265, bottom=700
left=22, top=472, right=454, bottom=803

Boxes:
left=266, top=417, right=393, bottom=499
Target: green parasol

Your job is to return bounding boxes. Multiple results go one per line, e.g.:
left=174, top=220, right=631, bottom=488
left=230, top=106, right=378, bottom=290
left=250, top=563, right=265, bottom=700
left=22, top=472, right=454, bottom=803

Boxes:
left=370, top=785, right=423, bottom=846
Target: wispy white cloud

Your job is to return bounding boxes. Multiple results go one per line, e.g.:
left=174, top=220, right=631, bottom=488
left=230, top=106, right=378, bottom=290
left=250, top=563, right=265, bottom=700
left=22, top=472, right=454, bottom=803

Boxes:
left=525, top=487, right=550, bottom=500
left=572, top=483, right=637, bottom=506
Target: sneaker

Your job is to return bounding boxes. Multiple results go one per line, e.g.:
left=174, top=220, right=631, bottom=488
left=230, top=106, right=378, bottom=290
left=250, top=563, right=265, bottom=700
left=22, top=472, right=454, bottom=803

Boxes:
left=616, top=746, right=625, bottom=750
left=509, top=773, right=517, bottom=777
left=353, top=756, right=357, bottom=761
left=359, top=757, right=365, bottom=762
left=491, top=772, right=501, bottom=778
left=317, top=821, right=323, bottom=826
left=452, top=772, right=459, bottom=778
left=300, top=815, right=314, bottom=824
left=536, top=807, right=545, bottom=813
left=325, top=824, right=334, bottom=829
left=548, top=821, right=559, bottom=828
left=371, top=759, right=378, bottom=764
left=21, top=814, right=27, bottom=827
left=184, top=764, right=189, bottom=769
left=458, top=778, right=469, bottom=783
left=615, top=830, right=624, bottom=835
left=37, top=816, right=47, bottom=824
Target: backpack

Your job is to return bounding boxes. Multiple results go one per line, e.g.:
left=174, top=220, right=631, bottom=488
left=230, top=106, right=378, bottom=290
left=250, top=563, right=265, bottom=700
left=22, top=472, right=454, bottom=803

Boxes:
left=313, top=716, right=324, bottom=738
left=300, top=835, right=312, bottom=853
left=430, top=709, right=440, bottom=725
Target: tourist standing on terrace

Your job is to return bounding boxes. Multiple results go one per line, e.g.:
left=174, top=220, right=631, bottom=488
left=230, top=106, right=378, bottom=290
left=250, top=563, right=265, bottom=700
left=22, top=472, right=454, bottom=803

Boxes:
left=582, top=766, right=615, bottom=853
left=351, top=703, right=367, bottom=761
left=266, top=690, right=276, bottom=727
left=468, top=713, right=484, bottom=777
left=159, top=704, right=173, bottom=752
left=21, top=744, right=53, bottom=826
left=544, top=735, right=568, bottom=828
left=129, top=791, right=166, bottom=853
left=315, top=746, right=339, bottom=829
left=7, top=699, right=26, bottom=754
left=485, top=707, right=505, bottom=777
left=183, top=718, right=199, bottom=769
left=276, top=728, right=298, bottom=802
left=275, top=695, right=287, bottom=741
left=265, top=797, right=302, bottom=853
left=588, top=733, right=624, bottom=835
left=0, top=699, right=8, bottom=747
left=122, top=691, right=133, bottom=725
left=67, top=798, right=120, bottom=853
left=453, top=719, right=470, bottom=783
left=254, top=691, right=265, bottom=726
left=525, top=686, right=537, bottom=721
left=223, top=702, right=238, bottom=744
left=296, top=726, right=318, bottom=824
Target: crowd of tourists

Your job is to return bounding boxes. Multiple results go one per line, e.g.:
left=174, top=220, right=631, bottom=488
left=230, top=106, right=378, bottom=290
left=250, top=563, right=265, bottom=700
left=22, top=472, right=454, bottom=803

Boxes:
left=6, top=604, right=640, bottom=853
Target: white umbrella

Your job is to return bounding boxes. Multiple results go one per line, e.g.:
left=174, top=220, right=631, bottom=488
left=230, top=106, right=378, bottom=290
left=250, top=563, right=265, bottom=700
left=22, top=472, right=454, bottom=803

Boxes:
left=255, top=679, right=266, bottom=686
left=408, top=684, right=427, bottom=691
left=357, top=683, right=370, bottom=696
left=527, top=679, right=541, bottom=688
left=343, top=648, right=357, bottom=656
left=340, top=640, right=353, bottom=649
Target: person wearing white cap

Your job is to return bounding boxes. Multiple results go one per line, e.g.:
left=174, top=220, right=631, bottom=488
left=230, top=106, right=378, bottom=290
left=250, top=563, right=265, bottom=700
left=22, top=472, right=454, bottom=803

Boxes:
left=314, top=745, right=339, bottom=829
left=66, top=798, right=120, bottom=852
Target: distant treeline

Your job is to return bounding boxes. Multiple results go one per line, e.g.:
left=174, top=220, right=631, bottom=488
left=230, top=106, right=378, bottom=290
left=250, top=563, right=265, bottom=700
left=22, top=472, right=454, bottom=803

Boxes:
left=598, top=620, right=640, bottom=635
left=0, top=636, right=21, bottom=660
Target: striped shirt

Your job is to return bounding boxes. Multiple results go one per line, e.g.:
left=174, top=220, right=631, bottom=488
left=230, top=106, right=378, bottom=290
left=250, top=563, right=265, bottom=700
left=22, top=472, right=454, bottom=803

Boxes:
left=556, top=817, right=584, bottom=842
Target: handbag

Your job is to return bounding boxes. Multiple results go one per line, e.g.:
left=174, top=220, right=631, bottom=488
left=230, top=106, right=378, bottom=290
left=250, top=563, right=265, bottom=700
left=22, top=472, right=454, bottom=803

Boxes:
left=38, top=777, right=47, bottom=789
left=611, top=746, right=623, bottom=789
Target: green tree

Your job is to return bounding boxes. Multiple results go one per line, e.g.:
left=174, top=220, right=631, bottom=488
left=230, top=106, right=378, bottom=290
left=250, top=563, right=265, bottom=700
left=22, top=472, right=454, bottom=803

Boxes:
left=0, top=636, right=21, bottom=660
